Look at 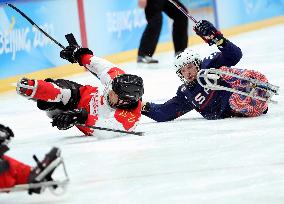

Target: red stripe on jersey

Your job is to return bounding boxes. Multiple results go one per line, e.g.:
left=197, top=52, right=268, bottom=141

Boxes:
left=76, top=85, right=99, bottom=135
left=77, top=115, right=98, bottom=136
left=107, top=67, right=125, bottom=79
left=33, top=80, right=61, bottom=101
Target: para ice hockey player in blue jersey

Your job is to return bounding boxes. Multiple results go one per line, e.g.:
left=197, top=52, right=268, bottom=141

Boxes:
left=141, top=20, right=273, bottom=122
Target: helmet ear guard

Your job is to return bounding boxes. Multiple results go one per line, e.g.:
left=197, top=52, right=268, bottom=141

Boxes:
left=112, top=74, right=144, bottom=109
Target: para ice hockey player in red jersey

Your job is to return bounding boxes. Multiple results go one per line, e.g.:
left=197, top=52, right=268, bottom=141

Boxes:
left=0, top=124, right=66, bottom=194
left=16, top=38, right=144, bottom=137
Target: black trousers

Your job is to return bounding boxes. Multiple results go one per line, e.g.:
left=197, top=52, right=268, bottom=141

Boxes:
left=138, top=0, right=188, bottom=57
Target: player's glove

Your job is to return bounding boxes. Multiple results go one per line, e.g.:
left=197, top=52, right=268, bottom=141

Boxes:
left=52, top=109, right=88, bottom=130
left=60, top=46, right=93, bottom=66
left=141, top=102, right=151, bottom=114
left=0, top=124, right=14, bottom=146
left=0, top=124, right=14, bottom=157
left=194, top=20, right=226, bottom=46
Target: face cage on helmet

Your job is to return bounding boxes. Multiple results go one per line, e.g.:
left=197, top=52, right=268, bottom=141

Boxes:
left=106, top=93, right=139, bottom=109
left=116, top=97, right=139, bottom=109
left=176, top=58, right=201, bottom=86
left=114, top=84, right=142, bottom=109
left=104, top=83, right=140, bottom=109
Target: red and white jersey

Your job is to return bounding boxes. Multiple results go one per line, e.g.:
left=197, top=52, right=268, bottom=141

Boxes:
left=76, top=85, right=141, bottom=136
left=29, top=54, right=142, bottom=137
left=81, top=54, right=125, bottom=87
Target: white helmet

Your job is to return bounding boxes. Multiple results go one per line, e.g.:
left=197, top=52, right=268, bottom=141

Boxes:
left=174, top=49, right=201, bottom=84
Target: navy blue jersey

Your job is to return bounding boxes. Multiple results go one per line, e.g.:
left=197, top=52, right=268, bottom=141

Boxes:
left=143, top=40, right=243, bottom=121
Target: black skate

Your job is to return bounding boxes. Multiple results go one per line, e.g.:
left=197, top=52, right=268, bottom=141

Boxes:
left=28, top=147, right=62, bottom=194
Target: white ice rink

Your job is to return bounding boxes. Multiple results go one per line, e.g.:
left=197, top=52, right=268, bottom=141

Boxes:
left=1, top=24, right=284, bottom=204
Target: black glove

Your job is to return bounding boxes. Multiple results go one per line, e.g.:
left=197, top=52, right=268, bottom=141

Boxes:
left=52, top=109, right=88, bottom=130
left=0, top=157, right=9, bottom=174
left=60, top=46, right=93, bottom=66
left=0, top=124, right=14, bottom=157
left=0, top=124, right=14, bottom=146
left=141, top=102, right=151, bottom=114
left=194, top=20, right=226, bottom=46
left=60, top=45, right=78, bottom=63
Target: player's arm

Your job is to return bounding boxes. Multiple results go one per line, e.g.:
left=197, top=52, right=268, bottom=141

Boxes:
left=16, top=78, right=87, bottom=128
left=194, top=20, right=242, bottom=67
left=141, top=90, right=193, bottom=122
left=215, top=40, right=243, bottom=67
left=16, top=78, right=83, bottom=110
left=60, top=47, right=125, bottom=86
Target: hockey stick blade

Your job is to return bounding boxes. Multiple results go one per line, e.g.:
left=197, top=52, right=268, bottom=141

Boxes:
left=77, top=124, right=145, bottom=136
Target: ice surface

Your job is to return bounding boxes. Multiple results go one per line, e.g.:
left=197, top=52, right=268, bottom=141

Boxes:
left=0, top=24, right=284, bottom=204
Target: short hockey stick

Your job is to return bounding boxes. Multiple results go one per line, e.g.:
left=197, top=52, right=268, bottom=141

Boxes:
left=77, top=124, right=145, bottom=136
left=168, top=0, right=198, bottom=23
left=168, top=0, right=215, bottom=44
left=7, top=3, right=65, bottom=49
left=7, top=4, right=99, bottom=77
left=168, top=0, right=225, bottom=46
